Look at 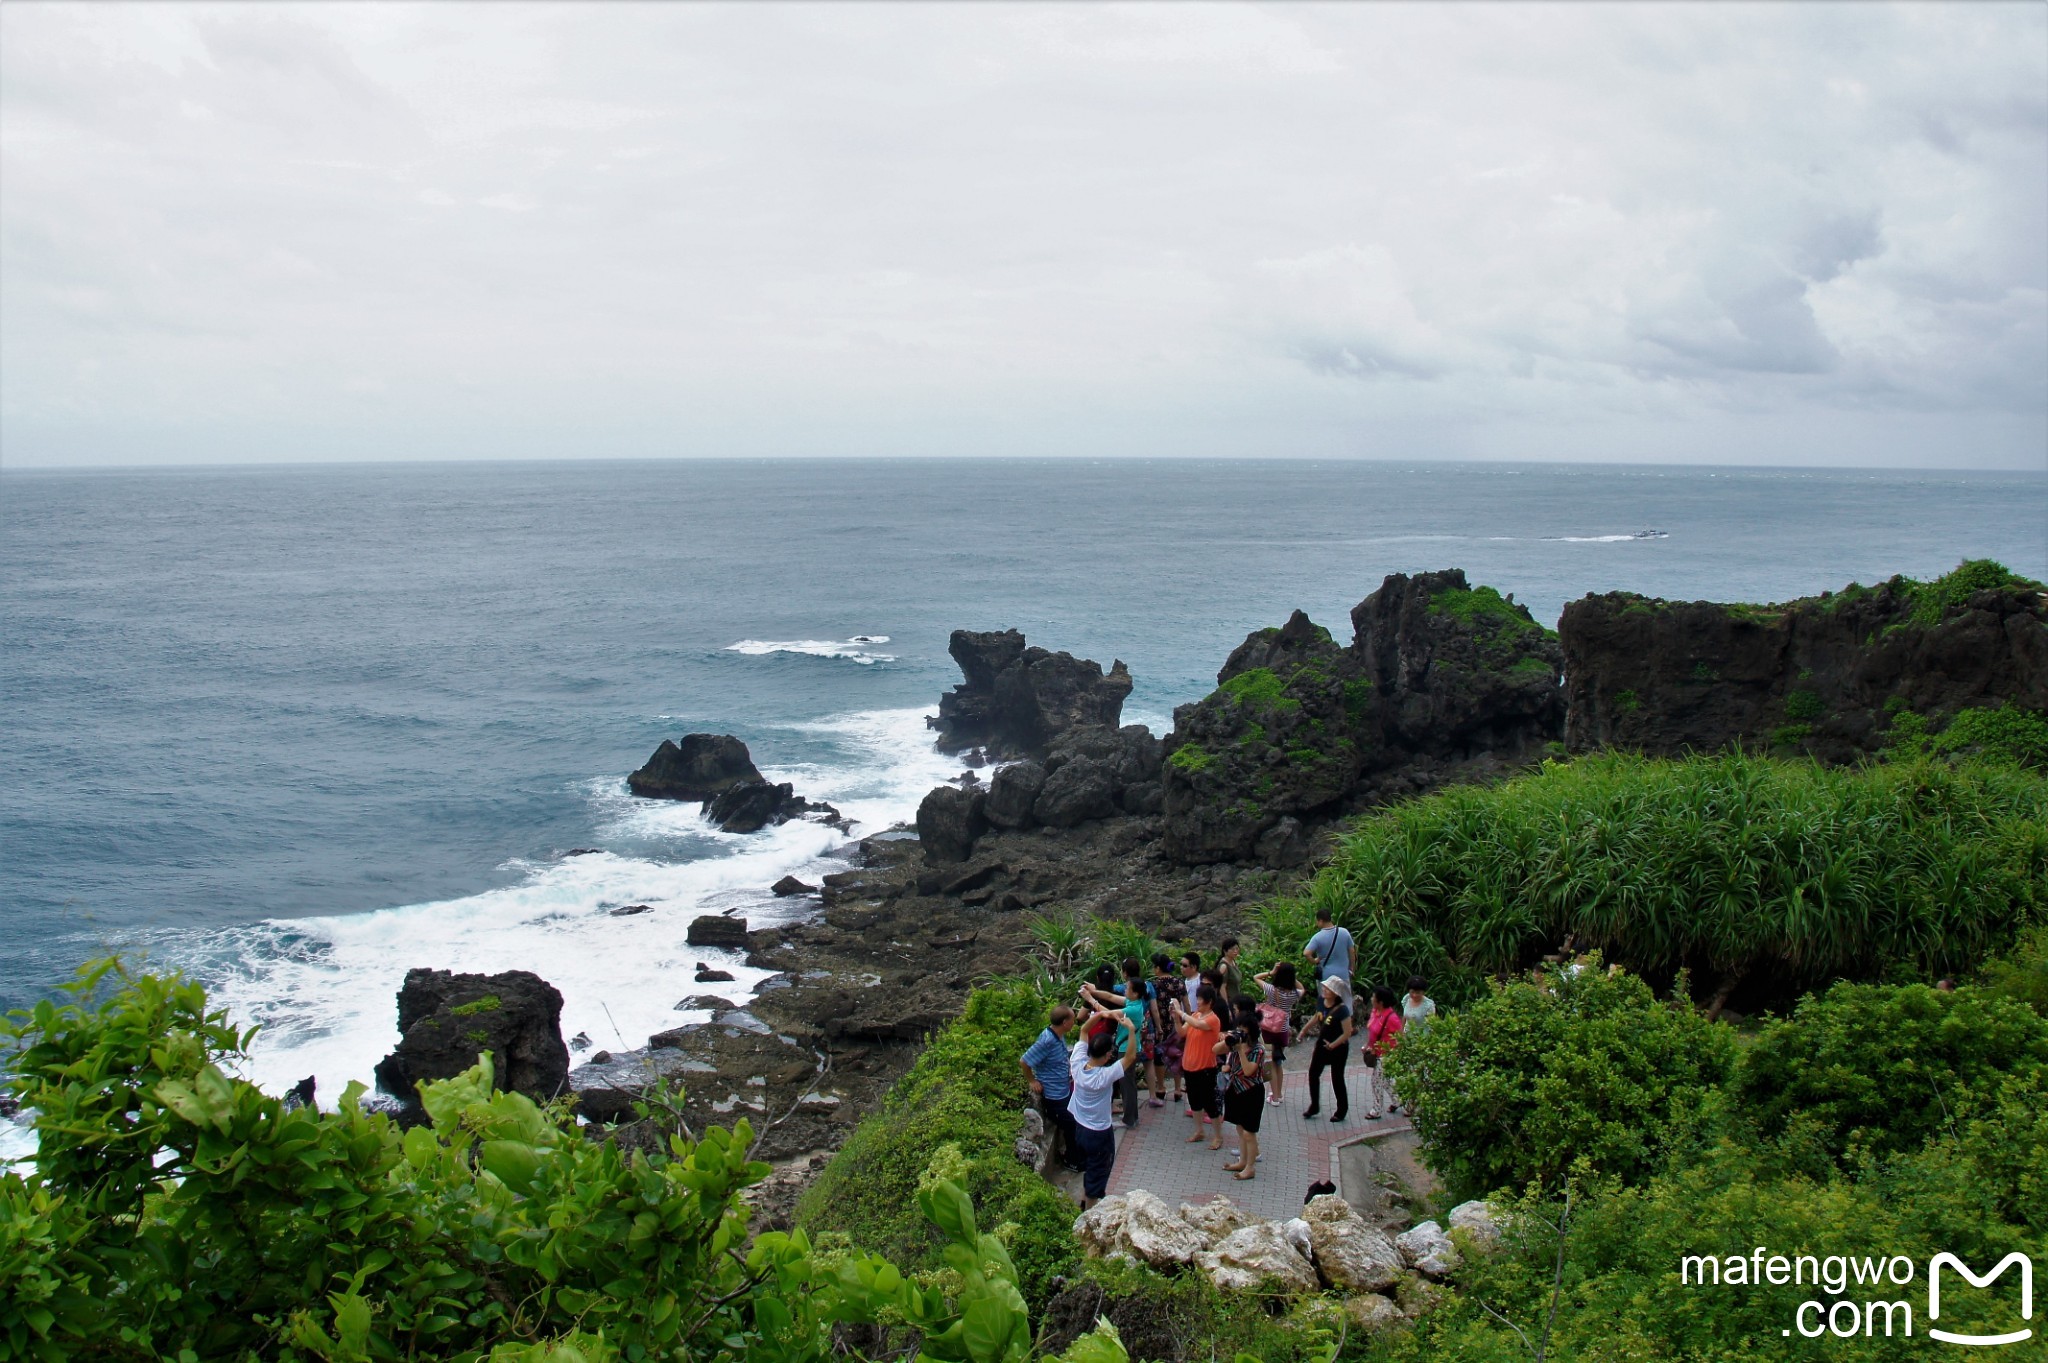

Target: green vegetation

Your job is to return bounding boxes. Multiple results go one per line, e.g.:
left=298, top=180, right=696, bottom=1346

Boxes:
left=1165, top=744, right=1212, bottom=774
left=1343, top=678, right=1375, bottom=717
left=1769, top=723, right=1811, bottom=748
left=1386, top=965, right=1734, bottom=1199
left=795, top=980, right=1081, bottom=1305
left=1426, top=585, right=1550, bottom=639
left=1, top=963, right=1147, bottom=1363
left=1783, top=689, right=1824, bottom=721
left=1885, top=703, right=2048, bottom=768
left=1509, top=656, right=1553, bottom=677
left=1900, top=558, right=2038, bottom=626
left=1217, top=668, right=1302, bottom=713
left=1240, top=723, right=1267, bottom=747
left=1366, top=971, right=2046, bottom=1362
left=1736, top=982, right=2048, bottom=1171
left=1252, top=752, right=2048, bottom=1009
left=450, top=994, right=502, bottom=1015
left=1611, top=689, right=1639, bottom=713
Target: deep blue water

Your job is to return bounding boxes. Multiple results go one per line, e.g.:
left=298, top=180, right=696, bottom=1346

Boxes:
left=3, top=459, right=2042, bottom=1100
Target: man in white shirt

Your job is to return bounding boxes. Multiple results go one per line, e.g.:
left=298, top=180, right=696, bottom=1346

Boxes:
left=1068, top=1005, right=1142, bottom=1207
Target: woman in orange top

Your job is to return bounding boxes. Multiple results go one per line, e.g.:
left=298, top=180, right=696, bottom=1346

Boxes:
left=1171, top=983, right=1225, bottom=1150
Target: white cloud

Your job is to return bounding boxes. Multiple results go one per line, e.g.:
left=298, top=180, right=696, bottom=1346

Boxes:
left=0, top=1, right=2041, bottom=468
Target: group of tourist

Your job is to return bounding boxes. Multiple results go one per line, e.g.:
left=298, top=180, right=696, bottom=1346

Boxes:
left=1019, top=906, right=1439, bottom=1207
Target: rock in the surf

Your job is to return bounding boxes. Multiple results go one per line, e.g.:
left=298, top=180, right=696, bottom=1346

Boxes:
left=771, top=875, right=817, bottom=897
left=705, top=779, right=833, bottom=833
left=687, top=915, right=749, bottom=948
left=373, top=968, right=570, bottom=1111
left=628, top=734, right=764, bottom=801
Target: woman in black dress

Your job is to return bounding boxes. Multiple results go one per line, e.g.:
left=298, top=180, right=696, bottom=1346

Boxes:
left=1219, top=996, right=1267, bottom=1180
left=1298, top=975, right=1355, bottom=1122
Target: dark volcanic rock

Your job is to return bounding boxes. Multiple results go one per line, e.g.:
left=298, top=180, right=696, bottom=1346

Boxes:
left=930, top=629, right=1133, bottom=757
left=628, top=734, right=764, bottom=801
left=1354, top=570, right=1565, bottom=759
left=916, top=784, right=988, bottom=863
left=1560, top=570, right=2048, bottom=762
left=983, top=760, right=1046, bottom=828
left=772, top=875, right=817, bottom=897
left=610, top=904, right=653, bottom=917
left=373, top=969, right=570, bottom=1108
left=707, top=780, right=817, bottom=833
left=1160, top=576, right=1564, bottom=863
left=1033, top=757, right=1118, bottom=828
left=687, top=916, right=749, bottom=948
left=694, top=963, right=736, bottom=983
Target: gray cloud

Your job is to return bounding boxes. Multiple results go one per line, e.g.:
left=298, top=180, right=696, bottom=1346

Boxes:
left=1, top=2, right=2042, bottom=469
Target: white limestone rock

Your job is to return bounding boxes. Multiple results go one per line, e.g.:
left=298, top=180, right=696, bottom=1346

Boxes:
left=1305, top=1201, right=1404, bottom=1293
left=1448, top=1199, right=1503, bottom=1252
left=1119, top=1190, right=1209, bottom=1269
left=1193, top=1222, right=1322, bottom=1295
left=1280, top=1217, right=1314, bottom=1261
left=1073, top=1195, right=1131, bottom=1259
left=1344, top=1293, right=1408, bottom=1334
left=1179, top=1197, right=1260, bottom=1248
left=1395, top=1220, right=1463, bottom=1278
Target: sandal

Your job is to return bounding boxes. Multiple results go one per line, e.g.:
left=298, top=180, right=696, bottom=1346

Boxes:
left=1185, top=1131, right=1207, bottom=1143
left=1233, top=1169, right=1256, bottom=1181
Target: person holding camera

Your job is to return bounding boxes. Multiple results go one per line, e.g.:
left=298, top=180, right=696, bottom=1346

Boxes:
left=1067, top=998, right=1142, bottom=1207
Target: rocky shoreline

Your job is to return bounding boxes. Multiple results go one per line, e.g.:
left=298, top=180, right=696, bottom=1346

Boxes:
left=359, top=562, right=2044, bottom=1225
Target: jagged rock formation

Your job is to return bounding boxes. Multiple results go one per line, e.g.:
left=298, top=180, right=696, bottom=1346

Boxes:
left=373, top=968, right=570, bottom=1110
left=1560, top=565, right=2048, bottom=762
left=1161, top=571, right=1564, bottom=863
left=628, top=733, right=836, bottom=831
left=929, top=629, right=1133, bottom=757
left=628, top=733, right=764, bottom=800
left=917, top=725, right=1162, bottom=863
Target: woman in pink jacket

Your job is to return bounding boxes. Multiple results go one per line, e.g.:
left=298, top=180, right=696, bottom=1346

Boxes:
left=1362, top=985, right=1405, bottom=1119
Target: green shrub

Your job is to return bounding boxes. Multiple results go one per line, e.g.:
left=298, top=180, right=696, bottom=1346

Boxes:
left=795, top=980, right=1081, bottom=1305
left=1735, top=982, right=2048, bottom=1172
left=1783, top=689, right=1824, bottom=721
left=1385, top=964, right=1735, bottom=1198
left=1901, top=558, right=2038, bottom=626
left=1978, top=923, right=2048, bottom=1015
left=1935, top=705, right=2048, bottom=768
left=1253, top=752, right=2048, bottom=1008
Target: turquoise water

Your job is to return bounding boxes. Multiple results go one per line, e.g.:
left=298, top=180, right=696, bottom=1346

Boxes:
left=3, top=458, right=2042, bottom=1103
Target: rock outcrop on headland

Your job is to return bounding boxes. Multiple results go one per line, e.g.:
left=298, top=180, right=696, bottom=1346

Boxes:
left=1560, top=564, right=2048, bottom=762
left=374, top=969, right=571, bottom=1112
left=930, top=629, right=1133, bottom=757
left=1160, top=571, right=1563, bottom=863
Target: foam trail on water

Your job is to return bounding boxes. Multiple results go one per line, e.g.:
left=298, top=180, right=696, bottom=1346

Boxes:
left=725, top=638, right=896, bottom=664
left=167, top=708, right=961, bottom=1103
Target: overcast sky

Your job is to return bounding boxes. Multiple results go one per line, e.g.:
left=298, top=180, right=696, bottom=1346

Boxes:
left=2, top=2, right=2044, bottom=470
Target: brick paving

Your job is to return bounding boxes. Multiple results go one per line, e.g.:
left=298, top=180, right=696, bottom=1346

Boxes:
left=1102, top=1084, right=1413, bottom=1223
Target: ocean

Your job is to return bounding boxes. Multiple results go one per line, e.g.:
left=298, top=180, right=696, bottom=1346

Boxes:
left=2, top=458, right=2042, bottom=1144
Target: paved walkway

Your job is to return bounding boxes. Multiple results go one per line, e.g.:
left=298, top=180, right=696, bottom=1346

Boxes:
left=1103, top=1085, right=1414, bottom=1222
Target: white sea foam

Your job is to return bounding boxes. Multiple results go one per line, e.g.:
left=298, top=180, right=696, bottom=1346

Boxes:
left=1542, top=531, right=1670, bottom=543
left=177, top=708, right=961, bottom=1105
left=725, top=638, right=896, bottom=664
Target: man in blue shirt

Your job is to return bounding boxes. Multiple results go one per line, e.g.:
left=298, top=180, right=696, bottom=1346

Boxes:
left=1303, top=907, right=1356, bottom=983
left=1020, top=1005, right=1079, bottom=1170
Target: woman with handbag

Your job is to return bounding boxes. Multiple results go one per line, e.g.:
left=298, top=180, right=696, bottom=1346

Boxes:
left=1362, top=985, right=1406, bottom=1119
left=1297, top=975, right=1355, bottom=1122
left=1252, top=962, right=1303, bottom=1106
left=1219, top=997, right=1267, bottom=1180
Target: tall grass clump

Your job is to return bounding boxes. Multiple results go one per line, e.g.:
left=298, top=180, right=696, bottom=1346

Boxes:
left=1253, top=752, right=2048, bottom=1005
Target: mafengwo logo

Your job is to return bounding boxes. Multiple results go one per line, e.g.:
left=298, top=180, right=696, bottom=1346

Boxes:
left=1678, top=1248, right=2034, bottom=1346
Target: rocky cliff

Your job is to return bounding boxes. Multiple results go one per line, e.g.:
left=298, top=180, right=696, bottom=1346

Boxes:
left=1560, top=561, right=2048, bottom=762
left=1160, top=571, right=1564, bottom=863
